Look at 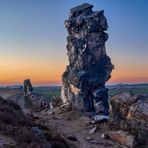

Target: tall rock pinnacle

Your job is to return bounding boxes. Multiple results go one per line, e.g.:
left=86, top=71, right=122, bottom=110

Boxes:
left=61, top=3, right=114, bottom=115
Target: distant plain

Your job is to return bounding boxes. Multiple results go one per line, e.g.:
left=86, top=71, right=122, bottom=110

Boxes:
left=33, top=84, right=148, bottom=101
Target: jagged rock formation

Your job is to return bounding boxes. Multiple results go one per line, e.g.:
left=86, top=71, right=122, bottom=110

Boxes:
left=61, top=3, right=113, bottom=113
left=110, top=92, right=148, bottom=147
left=23, top=79, right=33, bottom=95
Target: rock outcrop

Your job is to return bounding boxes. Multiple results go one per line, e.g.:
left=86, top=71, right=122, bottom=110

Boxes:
left=110, top=92, right=148, bottom=146
left=23, top=79, right=33, bottom=95
left=24, top=93, right=50, bottom=112
left=107, top=130, right=136, bottom=148
left=61, top=3, right=113, bottom=113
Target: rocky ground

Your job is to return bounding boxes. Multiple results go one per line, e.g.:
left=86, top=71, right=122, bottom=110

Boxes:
left=0, top=88, right=147, bottom=148
left=0, top=89, right=68, bottom=148
left=33, top=109, right=125, bottom=148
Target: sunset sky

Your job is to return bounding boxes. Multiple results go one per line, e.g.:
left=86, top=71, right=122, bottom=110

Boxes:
left=0, top=0, right=148, bottom=86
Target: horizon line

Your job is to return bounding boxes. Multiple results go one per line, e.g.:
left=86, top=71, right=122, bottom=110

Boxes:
left=0, top=82, right=148, bottom=87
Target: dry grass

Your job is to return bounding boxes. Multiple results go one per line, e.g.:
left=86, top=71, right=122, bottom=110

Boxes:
left=0, top=96, right=68, bottom=148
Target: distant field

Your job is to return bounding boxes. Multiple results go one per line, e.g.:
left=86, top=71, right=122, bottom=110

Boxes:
left=108, top=88, right=148, bottom=97
left=34, top=86, right=61, bottom=99
left=34, top=84, right=148, bottom=99
left=108, top=83, right=148, bottom=96
left=0, top=84, right=147, bottom=103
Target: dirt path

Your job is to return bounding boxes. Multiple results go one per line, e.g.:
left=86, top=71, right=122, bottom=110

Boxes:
left=34, top=110, right=125, bottom=148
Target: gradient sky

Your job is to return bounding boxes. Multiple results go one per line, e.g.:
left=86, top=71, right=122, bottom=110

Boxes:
left=0, top=0, right=148, bottom=85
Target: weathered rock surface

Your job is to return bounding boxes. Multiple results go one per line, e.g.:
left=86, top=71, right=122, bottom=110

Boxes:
left=110, top=92, right=148, bottom=147
left=24, top=93, right=50, bottom=111
left=61, top=3, right=113, bottom=113
left=0, top=134, right=17, bottom=148
left=0, top=88, right=50, bottom=113
left=107, top=130, right=136, bottom=148
left=52, top=96, right=62, bottom=107
left=36, top=109, right=126, bottom=148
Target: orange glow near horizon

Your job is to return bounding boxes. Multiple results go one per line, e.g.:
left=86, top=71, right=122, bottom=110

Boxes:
left=0, top=53, right=148, bottom=86
left=0, top=62, right=148, bottom=85
left=0, top=55, right=66, bottom=86
left=108, top=63, right=148, bottom=84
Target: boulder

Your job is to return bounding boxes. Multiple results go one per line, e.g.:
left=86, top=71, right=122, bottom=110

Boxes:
left=110, top=92, right=148, bottom=146
left=79, top=116, right=91, bottom=125
left=52, top=96, right=62, bottom=107
left=24, top=93, right=50, bottom=111
left=107, top=130, right=136, bottom=148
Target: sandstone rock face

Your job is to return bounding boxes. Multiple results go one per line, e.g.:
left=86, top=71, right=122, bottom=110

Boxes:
left=110, top=92, right=148, bottom=146
left=107, top=130, right=136, bottom=148
left=61, top=3, right=113, bottom=113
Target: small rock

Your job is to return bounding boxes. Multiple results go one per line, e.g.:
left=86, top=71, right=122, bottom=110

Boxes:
left=86, top=136, right=93, bottom=141
left=107, top=130, right=136, bottom=148
left=89, top=126, right=97, bottom=135
left=101, top=133, right=105, bottom=139
left=32, top=114, right=40, bottom=119
left=31, top=127, right=45, bottom=140
left=67, top=136, right=77, bottom=141
left=48, top=110, right=54, bottom=116
left=80, top=116, right=91, bottom=125
left=90, top=140, right=98, bottom=144
left=60, top=103, right=72, bottom=112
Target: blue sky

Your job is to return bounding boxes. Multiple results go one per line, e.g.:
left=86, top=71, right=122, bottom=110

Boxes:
left=0, top=0, right=148, bottom=85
